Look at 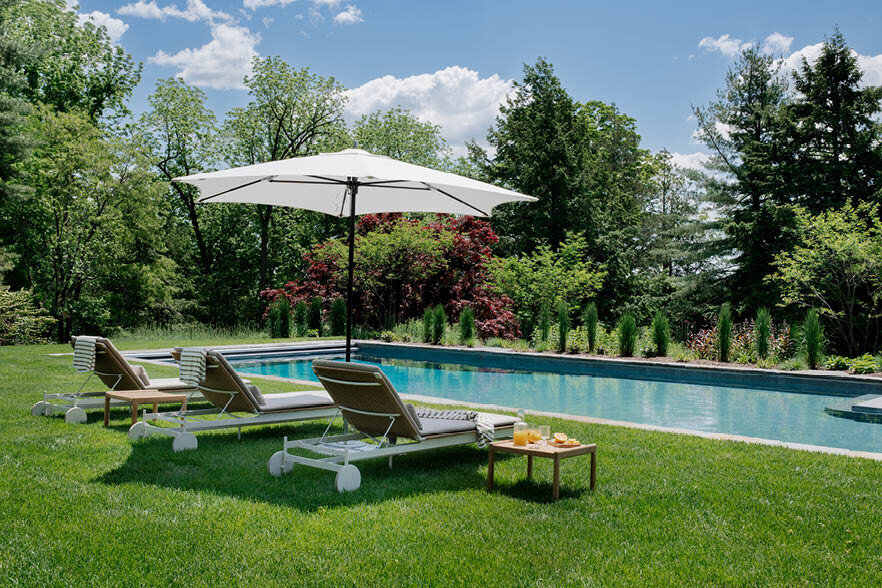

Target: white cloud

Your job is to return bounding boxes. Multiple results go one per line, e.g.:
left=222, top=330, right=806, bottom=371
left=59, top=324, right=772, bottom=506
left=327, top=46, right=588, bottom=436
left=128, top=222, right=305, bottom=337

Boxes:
left=763, top=32, right=793, bottom=55
left=149, top=23, right=260, bottom=90
left=333, top=5, right=362, bottom=25
left=262, top=16, right=273, bottom=27
left=312, top=0, right=342, bottom=6
left=779, top=42, right=882, bottom=88
left=698, top=34, right=753, bottom=58
left=242, top=0, right=296, bottom=9
left=78, top=11, right=129, bottom=43
left=670, top=151, right=709, bottom=171
left=118, top=0, right=231, bottom=23
left=345, top=66, right=513, bottom=148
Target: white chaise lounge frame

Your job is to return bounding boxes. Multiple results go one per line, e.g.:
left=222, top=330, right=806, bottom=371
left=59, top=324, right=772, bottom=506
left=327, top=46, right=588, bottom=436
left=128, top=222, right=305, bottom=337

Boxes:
left=32, top=338, right=199, bottom=424
left=130, top=351, right=338, bottom=452
left=267, top=366, right=515, bottom=492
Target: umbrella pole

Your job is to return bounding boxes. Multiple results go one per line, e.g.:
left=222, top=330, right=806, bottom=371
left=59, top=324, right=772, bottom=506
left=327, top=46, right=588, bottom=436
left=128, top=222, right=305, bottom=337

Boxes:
left=345, top=181, right=357, bottom=362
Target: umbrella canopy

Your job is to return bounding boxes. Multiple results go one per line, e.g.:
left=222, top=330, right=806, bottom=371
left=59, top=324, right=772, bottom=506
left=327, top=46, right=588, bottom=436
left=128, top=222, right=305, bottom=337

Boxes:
left=174, top=148, right=537, bottom=360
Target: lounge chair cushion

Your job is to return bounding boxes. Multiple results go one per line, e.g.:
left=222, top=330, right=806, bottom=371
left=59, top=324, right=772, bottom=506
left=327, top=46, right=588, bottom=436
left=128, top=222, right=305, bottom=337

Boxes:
left=248, top=384, right=266, bottom=406
left=133, top=365, right=151, bottom=387
left=149, top=378, right=196, bottom=392
left=418, top=412, right=519, bottom=436
left=260, top=391, right=334, bottom=413
left=405, top=403, right=422, bottom=430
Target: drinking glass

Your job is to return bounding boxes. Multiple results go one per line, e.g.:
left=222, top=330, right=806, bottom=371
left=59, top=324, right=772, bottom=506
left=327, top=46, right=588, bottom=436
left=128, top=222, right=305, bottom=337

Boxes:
left=528, top=426, right=542, bottom=443
left=539, top=425, right=551, bottom=444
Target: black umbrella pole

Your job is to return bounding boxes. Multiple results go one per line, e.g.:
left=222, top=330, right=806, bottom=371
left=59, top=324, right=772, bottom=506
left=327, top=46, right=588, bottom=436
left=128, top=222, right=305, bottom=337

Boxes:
left=345, top=183, right=357, bottom=361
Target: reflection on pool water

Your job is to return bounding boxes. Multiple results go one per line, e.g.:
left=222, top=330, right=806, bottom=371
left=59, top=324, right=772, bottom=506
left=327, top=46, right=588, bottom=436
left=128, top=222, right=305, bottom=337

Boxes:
left=231, top=352, right=882, bottom=454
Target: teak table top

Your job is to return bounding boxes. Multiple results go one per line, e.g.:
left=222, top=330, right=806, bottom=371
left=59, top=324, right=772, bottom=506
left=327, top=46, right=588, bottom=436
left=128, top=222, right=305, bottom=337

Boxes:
left=490, top=440, right=597, bottom=458
left=105, top=389, right=188, bottom=402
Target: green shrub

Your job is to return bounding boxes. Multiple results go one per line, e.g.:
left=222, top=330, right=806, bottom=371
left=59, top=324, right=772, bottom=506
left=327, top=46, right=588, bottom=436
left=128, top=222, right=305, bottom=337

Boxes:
left=422, top=308, right=433, bottom=343
left=458, top=307, right=475, bottom=345
left=329, top=298, right=346, bottom=337
left=538, top=302, right=551, bottom=343
left=432, top=304, right=446, bottom=345
left=0, top=286, right=54, bottom=345
left=617, top=312, right=637, bottom=357
left=651, top=310, right=670, bottom=357
left=717, top=303, right=733, bottom=362
left=582, top=302, right=598, bottom=353
left=755, top=307, right=771, bottom=359
left=848, top=354, right=881, bottom=374
left=825, top=355, right=850, bottom=370
left=293, top=301, right=308, bottom=337
left=557, top=300, right=569, bottom=353
left=308, top=296, right=323, bottom=336
left=268, top=298, right=290, bottom=338
left=803, top=308, right=823, bottom=369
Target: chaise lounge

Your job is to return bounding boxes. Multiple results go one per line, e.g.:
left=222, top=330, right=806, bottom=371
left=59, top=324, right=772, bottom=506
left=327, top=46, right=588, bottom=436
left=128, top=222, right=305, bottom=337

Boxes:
left=267, top=359, right=518, bottom=492
left=32, top=336, right=199, bottom=423
left=130, top=349, right=338, bottom=451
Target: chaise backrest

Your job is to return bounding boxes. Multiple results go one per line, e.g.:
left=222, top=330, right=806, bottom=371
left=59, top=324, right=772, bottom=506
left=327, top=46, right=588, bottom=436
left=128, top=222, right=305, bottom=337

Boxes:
left=312, top=360, right=422, bottom=440
left=71, top=336, right=144, bottom=390
left=197, top=350, right=263, bottom=414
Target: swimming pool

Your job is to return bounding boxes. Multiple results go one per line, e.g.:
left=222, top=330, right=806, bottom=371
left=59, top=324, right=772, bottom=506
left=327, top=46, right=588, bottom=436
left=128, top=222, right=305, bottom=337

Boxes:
left=230, top=346, right=882, bottom=454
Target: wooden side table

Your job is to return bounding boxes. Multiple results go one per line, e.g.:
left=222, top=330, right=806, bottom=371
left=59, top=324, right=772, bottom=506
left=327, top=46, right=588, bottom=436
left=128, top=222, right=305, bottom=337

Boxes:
left=487, top=440, right=597, bottom=500
left=104, top=390, right=188, bottom=426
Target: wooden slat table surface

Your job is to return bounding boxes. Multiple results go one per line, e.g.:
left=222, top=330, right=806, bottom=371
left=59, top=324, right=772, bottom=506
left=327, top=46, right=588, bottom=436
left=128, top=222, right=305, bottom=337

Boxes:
left=104, top=389, right=188, bottom=426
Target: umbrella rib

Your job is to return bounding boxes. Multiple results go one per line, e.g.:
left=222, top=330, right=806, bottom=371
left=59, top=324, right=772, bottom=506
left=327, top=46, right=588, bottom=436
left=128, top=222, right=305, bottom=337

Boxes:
left=421, top=182, right=489, bottom=216
left=198, top=177, right=271, bottom=202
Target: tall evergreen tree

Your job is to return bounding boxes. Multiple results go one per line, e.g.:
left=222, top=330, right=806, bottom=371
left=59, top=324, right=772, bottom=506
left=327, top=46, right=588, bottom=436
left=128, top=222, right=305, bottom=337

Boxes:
left=782, top=29, right=882, bottom=212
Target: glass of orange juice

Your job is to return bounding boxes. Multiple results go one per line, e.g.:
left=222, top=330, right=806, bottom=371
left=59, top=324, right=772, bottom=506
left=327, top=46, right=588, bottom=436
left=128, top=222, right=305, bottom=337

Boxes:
left=527, top=427, right=542, bottom=443
left=513, top=422, right=529, bottom=446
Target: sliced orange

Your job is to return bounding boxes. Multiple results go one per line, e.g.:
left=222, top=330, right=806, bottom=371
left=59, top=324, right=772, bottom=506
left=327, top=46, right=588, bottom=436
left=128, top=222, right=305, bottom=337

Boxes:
left=553, top=432, right=568, bottom=443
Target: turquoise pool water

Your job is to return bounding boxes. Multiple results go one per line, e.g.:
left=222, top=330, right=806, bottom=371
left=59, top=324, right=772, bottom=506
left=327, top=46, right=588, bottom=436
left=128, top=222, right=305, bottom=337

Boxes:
left=232, top=352, right=882, bottom=454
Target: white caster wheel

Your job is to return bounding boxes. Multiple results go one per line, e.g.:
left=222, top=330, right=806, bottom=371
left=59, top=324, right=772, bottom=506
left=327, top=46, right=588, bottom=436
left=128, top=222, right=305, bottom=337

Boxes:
left=128, top=421, right=147, bottom=440
left=31, top=401, right=49, bottom=417
left=267, top=451, right=293, bottom=476
left=335, top=465, right=361, bottom=492
left=65, top=407, right=87, bottom=424
left=172, top=433, right=198, bottom=452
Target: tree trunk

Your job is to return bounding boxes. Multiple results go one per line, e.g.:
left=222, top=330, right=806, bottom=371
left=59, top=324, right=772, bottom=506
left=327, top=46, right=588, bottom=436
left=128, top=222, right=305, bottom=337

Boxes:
left=257, top=204, right=273, bottom=321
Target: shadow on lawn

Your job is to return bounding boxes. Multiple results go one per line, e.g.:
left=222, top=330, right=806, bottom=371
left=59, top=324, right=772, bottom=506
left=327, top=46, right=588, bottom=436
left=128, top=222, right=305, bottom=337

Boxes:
left=95, top=420, right=566, bottom=511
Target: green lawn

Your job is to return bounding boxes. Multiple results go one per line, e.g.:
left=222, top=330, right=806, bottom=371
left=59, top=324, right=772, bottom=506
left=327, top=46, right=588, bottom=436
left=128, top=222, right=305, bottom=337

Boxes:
left=2, top=341, right=881, bottom=586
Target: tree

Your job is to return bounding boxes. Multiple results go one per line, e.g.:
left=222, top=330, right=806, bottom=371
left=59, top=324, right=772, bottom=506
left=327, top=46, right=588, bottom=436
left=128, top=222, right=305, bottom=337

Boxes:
left=782, top=29, right=882, bottom=212
left=0, top=0, right=141, bottom=121
left=771, top=203, right=882, bottom=355
left=352, top=107, right=451, bottom=167
left=222, top=56, right=347, bottom=310
left=479, top=58, right=587, bottom=254
left=141, top=78, right=217, bottom=274
left=693, top=47, right=791, bottom=312
left=8, top=106, right=170, bottom=340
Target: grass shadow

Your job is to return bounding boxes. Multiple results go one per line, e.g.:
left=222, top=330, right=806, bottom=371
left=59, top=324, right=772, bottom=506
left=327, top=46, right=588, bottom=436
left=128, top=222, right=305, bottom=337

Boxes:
left=97, top=420, right=525, bottom=512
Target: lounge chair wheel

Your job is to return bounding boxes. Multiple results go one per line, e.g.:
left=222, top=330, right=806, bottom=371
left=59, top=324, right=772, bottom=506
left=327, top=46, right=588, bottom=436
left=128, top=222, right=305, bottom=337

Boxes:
left=65, top=407, right=87, bottom=424
left=335, top=465, right=361, bottom=492
left=128, top=421, right=147, bottom=440
left=172, top=433, right=198, bottom=452
left=31, top=401, right=49, bottom=417
left=267, top=451, right=293, bottom=476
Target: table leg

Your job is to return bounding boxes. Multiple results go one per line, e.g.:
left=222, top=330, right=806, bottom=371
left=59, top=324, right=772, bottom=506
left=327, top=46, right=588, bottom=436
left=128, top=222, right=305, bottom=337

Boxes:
left=590, top=451, right=597, bottom=490
left=131, top=401, right=138, bottom=425
left=152, top=401, right=158, bottom=414
left=487, top=446, right=496, bottom=491
left=527, top=455, right=533, bottom=479
left=553, top=455, right=560, bottom=501
left=104, top=395, right=110, bottom=427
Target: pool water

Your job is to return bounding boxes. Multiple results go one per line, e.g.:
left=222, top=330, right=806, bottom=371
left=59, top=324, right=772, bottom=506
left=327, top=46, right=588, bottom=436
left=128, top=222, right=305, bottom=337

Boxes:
left=232, top=352, right=882, bottom=454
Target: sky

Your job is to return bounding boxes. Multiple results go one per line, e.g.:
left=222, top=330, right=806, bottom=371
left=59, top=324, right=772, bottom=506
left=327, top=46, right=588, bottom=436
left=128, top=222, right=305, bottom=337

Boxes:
left=71, top=0, right=882, bottom=168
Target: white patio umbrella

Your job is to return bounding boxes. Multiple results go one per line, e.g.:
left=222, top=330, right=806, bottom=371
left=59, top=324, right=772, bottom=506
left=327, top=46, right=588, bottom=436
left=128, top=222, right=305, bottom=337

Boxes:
left=174, top=148, right=536, bottom=361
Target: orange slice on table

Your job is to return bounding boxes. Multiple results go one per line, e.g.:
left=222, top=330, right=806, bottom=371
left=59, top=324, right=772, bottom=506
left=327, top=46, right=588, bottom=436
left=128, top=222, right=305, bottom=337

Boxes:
left=553, top=432, right=568, bottom=443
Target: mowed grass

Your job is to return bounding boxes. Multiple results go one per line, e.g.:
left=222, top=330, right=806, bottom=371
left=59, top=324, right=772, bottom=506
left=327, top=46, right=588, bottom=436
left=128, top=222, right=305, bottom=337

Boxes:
left=1, top=342, right=881, bottom=587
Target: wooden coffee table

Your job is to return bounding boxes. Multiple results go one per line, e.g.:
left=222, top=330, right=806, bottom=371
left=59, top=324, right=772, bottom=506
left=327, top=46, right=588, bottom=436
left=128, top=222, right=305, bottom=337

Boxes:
left=104, top=390, right=188, bottom=426
left=487, top=440, right=597, bottom=500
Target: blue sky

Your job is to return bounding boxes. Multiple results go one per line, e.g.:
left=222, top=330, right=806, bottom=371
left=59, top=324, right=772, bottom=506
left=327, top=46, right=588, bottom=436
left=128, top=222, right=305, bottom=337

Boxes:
left=73, top=0, right=882, bottom=167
